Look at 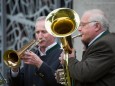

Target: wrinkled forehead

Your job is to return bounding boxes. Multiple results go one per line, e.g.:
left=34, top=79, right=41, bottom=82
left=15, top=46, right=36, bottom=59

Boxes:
left=35, top=20, right=45, bottom=27
left=80, top=12, right=92, bottom=22
left=35, top=20, right=46, bottom=30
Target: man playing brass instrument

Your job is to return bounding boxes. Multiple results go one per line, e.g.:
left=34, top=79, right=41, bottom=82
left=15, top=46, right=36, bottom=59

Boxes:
left=59, top=9, right=115, bottom=86
left=8, top=16, right=64, bottom=86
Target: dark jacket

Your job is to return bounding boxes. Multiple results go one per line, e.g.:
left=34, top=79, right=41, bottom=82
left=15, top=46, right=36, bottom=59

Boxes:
left=68, top=30, right=115, bottom=86
left=8, top=43, right=63, bottom=86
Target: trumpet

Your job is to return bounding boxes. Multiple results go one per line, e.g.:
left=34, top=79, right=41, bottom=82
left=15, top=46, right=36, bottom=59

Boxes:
left=3, top=39, right=43, bottom=68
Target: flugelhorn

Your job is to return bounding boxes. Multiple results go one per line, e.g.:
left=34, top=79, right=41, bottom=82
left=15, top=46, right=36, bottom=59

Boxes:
left=45, top=8, right=80, bottom=86
left=3, top=39, right=42, bottom=68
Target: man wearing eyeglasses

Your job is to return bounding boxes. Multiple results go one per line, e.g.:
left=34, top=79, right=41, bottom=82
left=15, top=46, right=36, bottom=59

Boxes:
left=59, top=9, right=115, bottom=86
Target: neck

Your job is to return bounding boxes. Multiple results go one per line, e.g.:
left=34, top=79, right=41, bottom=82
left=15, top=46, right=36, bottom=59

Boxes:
left=40, top=47, right=46, bottom=53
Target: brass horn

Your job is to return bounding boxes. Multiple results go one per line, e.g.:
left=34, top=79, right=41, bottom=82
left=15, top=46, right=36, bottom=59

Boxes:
left=45, top=8, right=80, bottom=37
left=3, top=39, right=42, bottom=68
left=45, top=8, right=80, bottom=86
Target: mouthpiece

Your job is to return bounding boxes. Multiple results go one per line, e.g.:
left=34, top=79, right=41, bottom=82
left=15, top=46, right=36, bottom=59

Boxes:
left=72, top=34, right=82, bottom=39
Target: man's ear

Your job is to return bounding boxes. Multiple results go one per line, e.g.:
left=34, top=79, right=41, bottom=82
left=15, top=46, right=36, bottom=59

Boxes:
left=95, top=23, right=101, bottom=31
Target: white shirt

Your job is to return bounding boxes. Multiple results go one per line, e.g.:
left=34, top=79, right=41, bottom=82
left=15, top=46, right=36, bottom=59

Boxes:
left=38, top=42, right=57, bottom=56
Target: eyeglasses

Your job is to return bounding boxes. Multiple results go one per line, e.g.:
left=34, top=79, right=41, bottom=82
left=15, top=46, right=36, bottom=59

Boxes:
left=79, top=21, right=98, bottom=27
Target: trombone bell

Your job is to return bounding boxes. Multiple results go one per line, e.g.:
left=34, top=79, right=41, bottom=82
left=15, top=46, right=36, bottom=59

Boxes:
left=51, top=17, right=75, bottom=37
left=45, top=8, right=80, bottom=37
left=45, top=8, right=80, bottom=86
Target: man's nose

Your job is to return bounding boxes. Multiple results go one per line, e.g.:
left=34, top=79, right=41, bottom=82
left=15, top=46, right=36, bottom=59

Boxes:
left=36, top=32, right=43, bottom=39
left=38, top=32, right=44, bottom=37
left=78, top=26, right=82, bottom=31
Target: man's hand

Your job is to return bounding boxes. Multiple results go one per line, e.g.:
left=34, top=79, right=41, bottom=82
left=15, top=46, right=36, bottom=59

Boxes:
left=21, top=50, right=43, bottom=68
left=59, top=49, right=76, bottom=65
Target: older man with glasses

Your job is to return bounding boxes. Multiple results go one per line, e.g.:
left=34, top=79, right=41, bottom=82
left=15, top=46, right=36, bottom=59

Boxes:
left=59, top=9, right=115, bottom=86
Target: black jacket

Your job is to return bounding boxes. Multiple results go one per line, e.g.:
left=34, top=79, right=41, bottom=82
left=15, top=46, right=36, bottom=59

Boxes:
left=8, top=43, right=63, bottom=86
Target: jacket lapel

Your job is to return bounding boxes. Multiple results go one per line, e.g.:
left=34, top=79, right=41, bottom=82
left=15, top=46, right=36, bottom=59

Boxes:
left=89, top=30, right=110, bottom=47
left=82, top=30, right=110, bottom=60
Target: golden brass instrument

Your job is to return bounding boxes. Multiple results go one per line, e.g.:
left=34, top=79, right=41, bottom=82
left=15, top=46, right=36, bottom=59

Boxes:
left=3, top=39, right=42, bottom=68
left=0, top=72, right=7, bottom=85
left=45, top=8, right=80, bottom=86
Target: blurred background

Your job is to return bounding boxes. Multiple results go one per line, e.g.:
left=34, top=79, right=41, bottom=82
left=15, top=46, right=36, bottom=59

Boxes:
left=0, top=0, right=115, bottom=86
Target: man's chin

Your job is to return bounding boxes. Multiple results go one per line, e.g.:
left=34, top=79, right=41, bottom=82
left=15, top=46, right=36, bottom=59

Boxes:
left=82, top=39, right=89, bottom=46
left=39, top=43, right=46, bottom=47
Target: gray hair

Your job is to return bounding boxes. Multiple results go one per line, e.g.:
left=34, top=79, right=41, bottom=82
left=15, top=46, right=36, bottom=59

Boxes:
left=87, top=9, right=109, bottom=30
left=35, top=16, right=46, bottom=27
left=36, top=16, right=46, bottom=22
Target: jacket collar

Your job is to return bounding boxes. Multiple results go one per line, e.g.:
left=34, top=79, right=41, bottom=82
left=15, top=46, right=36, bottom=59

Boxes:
left=88, top=30, right=110, bottom=47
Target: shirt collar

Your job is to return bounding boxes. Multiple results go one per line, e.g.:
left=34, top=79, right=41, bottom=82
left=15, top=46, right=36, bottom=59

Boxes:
left=38, top=42, right=57, bottom=56
left=88, top=31, right=105, bottom=46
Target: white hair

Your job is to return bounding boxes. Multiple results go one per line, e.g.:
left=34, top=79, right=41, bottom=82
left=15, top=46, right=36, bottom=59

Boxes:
left=86, top=9, right=109, bottom=30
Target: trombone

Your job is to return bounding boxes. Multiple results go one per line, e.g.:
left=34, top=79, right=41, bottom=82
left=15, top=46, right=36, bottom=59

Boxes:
left=3, top=39, right=42, bottom=68
left=45, top=8, right=80, bottom=86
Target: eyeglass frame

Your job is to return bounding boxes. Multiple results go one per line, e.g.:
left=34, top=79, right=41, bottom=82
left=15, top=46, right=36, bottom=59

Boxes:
left=79, top=21, right=98, bottom=27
